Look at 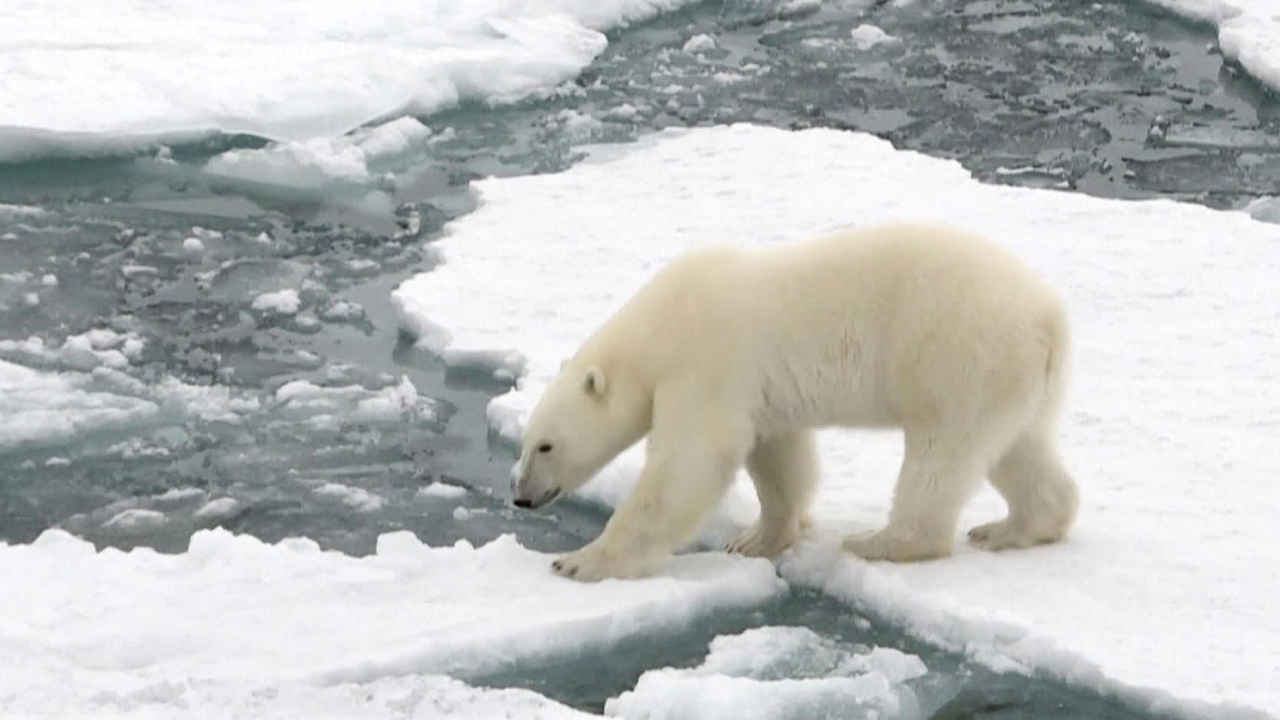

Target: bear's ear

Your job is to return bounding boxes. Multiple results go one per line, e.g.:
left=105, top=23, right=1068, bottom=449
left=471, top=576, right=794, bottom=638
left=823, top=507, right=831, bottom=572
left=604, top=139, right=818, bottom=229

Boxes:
left=583, top=365, right=606, bottom=396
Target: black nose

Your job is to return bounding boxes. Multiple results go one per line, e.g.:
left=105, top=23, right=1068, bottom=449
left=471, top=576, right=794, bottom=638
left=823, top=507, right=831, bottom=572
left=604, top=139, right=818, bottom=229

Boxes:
left=512, top=498, right=532, bottom=509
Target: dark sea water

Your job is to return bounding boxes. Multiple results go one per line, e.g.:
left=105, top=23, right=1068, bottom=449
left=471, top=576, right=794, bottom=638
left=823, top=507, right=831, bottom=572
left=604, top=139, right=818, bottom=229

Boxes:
left=1, top=0, right=1276, bottom=717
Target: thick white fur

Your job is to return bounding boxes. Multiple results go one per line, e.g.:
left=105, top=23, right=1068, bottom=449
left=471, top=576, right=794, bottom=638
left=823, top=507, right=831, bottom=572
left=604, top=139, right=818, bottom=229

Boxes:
left=512, top=222, right=1078, bottom=582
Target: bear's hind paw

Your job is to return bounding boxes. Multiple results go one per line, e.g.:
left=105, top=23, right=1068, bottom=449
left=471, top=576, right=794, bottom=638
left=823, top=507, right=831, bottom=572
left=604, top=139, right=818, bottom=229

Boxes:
left=841, top=528, right=951, bottom=563
left=967, top=518, right=1061, bottom=551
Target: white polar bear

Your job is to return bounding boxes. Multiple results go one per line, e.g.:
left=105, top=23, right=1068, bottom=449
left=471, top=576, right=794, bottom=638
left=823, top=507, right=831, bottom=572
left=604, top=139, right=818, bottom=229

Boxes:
left=510, top=222, right=1079, bottom=582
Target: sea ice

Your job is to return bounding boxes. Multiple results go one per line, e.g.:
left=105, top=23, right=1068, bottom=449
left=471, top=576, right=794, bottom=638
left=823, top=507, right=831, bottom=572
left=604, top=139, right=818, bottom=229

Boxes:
left=1132, top=0, right=1280, bottom=92
left=0, top=359, right=159, bottom=452
left=0, top=528, right=783, bottom=717
left=0, top=0, right=705, bottom=161
left=391, top=123, right=1280, bottom=717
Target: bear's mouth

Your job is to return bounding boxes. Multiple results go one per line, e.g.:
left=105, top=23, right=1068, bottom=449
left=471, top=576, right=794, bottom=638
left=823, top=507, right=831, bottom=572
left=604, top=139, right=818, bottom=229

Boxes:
left=513, top=487, right=561, bottom=510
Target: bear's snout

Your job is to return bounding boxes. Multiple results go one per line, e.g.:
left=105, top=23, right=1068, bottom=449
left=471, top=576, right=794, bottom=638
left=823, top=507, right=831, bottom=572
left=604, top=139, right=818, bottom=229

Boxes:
left=512, top=486, right=561, bottom=510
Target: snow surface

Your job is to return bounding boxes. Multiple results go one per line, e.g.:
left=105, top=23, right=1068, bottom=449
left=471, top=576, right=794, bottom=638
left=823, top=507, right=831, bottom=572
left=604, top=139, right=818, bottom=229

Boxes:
left=1133, top=0, right=1280, bottom=91
left=391, top=123, right=1280, bottom=718
left=0, top=0, right=702, bottom=161
left=0, top=527, right=783, bottom=718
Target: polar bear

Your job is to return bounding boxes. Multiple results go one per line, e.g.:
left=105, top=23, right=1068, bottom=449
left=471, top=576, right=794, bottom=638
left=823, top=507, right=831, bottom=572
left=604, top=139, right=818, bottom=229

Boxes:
left=510, top=222, right=1078, bottom=582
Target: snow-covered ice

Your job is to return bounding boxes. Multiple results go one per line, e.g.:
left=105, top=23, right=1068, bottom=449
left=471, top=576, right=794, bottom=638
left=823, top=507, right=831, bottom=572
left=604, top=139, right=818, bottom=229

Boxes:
left=392, top=123, right=1280, bottom=717
left=0, top=528, right=783, bottom=718
left=1132, top=0, right=1280, bottom=92
left=0, top=0, right=704, bottom=161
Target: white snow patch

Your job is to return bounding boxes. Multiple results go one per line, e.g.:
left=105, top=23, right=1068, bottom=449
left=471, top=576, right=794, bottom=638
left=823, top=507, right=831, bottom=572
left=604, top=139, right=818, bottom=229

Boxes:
left=1132, top=0, right=1280, bottom=92
left=251, top=289, right=301, bottom=315
left=0, top=0, right=704, bottom=162
left=390, top=123, right=1280, bottom=717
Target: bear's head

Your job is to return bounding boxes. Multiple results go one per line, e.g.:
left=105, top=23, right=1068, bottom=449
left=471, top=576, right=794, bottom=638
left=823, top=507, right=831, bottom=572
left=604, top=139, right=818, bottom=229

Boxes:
left=510, top=359, right=650, bottom=510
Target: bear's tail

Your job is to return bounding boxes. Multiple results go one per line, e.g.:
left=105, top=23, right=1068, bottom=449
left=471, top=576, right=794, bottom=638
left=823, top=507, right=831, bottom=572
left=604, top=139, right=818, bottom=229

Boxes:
left=1039, top=303, right=1072, bottom=427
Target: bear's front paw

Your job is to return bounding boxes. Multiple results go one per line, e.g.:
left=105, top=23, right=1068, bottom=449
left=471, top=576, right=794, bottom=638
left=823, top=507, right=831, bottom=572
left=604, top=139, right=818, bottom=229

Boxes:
left=841, top=527, right=951, bottom=563
left=551, top=541, right=651, bottom=583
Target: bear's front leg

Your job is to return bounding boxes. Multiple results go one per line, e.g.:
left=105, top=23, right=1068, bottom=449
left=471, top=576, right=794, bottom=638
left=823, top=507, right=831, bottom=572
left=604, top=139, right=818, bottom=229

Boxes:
left=552, top=424, right=746, bottom=582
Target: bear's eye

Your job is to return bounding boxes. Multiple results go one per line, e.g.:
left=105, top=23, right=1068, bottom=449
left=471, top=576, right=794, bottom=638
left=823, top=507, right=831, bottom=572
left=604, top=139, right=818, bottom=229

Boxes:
left=538, top=442, right=554, bottom=453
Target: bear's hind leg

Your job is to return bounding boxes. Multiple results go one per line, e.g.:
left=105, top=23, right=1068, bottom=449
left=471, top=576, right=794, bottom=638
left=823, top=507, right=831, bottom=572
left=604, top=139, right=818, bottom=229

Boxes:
left=842, top=424, right=994, bottom=562
left=968, top=428, right=1078, bottom=551
left=727, top=430, right=819, bottom=559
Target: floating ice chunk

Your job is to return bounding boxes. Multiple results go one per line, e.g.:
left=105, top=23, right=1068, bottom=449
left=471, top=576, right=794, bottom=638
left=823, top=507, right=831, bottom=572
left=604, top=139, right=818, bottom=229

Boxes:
left=683, top=33, right=716, bottom=53
left=1244, top=195, right=1280, bottom=224
left=388, top=123, right=1280, bottom=715
left=319, top=299, right=365, bottom=321
left=0, top=204, right=44, bottom=216
left=155, top=487, right=205, bottom=502
left=351, top=376, right=422, bottom=422
left=0, top=359, right=159, bottom=451
left=103, top=508, right=167, bottom=532
left=195, top=498, right=240, bottom=520
left=313, top=482, right=385, bottom=512
left=40, top=274, right=57, bottom=287
left=0, top=329, right=147, bottom=371
left=419, top=483, right=468, bottom=501
left=606, top=626, right=927, bottom=720
left=274, top=376, right=433, bottom=425
left=183, top=236, right=205, bottom=253
left=849, top=24, right=900, bottom=50
left=251, top=288, right=302, bottom=315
